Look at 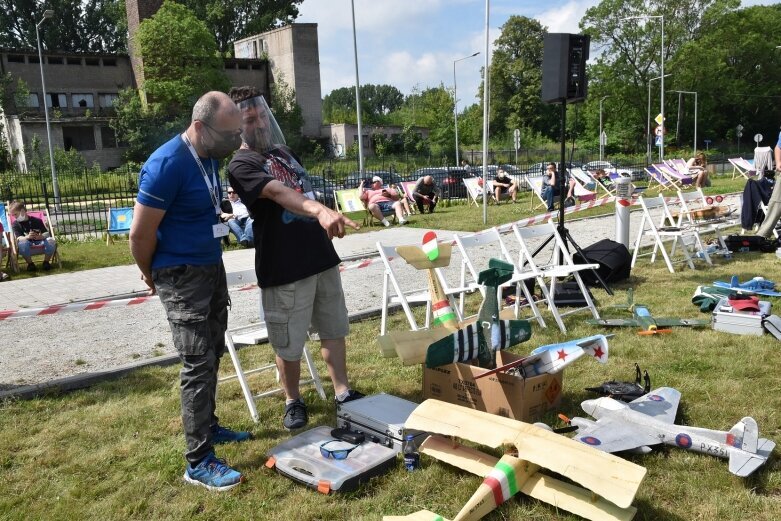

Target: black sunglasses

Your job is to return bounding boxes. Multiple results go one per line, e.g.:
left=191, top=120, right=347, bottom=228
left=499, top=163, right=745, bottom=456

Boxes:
left=227, top=190, right=235, bottom=194
left=319, top=440, right=358, bottom=460
left=201, top=120, right=242, bottom=140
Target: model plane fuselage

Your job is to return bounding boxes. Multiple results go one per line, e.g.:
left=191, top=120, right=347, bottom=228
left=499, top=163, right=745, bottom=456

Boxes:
left=576, top=393, right=775, bottom=477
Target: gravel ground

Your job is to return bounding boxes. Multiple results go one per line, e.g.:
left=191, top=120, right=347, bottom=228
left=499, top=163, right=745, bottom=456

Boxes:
left=0, top=195, right=742, bottom=390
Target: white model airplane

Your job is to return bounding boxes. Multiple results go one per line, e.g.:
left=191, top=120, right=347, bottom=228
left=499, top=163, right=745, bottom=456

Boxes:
left=566, top=387, right=775, bottom=477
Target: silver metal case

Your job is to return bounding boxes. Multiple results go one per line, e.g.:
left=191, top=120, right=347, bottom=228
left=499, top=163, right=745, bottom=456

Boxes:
left=336, top=393, right=427, bottom=453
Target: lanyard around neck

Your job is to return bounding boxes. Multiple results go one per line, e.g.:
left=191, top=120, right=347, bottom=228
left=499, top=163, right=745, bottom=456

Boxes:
left=181, top=133, right=221, bottom=213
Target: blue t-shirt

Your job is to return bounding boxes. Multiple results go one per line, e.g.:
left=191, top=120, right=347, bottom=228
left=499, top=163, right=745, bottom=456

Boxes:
left=137, top=135, right=223, bottom=269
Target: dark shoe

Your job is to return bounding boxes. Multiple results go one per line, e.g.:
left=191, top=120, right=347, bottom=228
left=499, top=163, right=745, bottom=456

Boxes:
left=283, top=399, right=308, bottom=430
left=212, top=424, right=252, bottom=444
left=26, top=263, right=37, bottom=272
left=335, top=390, right=366, bottom=406
left=240, top=240, right=250, bottom=248
left=42, top=261, right=52, bottom=271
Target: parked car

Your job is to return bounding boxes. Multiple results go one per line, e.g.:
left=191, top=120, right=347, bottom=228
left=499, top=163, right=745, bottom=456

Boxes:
left=308, top=175, right=337, bottom=208
left=342, top=170, right=404, bottom=189
left=582, top=161, right=636, bottom=180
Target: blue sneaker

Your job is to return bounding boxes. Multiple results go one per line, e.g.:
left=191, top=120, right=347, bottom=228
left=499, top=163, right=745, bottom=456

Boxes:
left=184, top=453, right=244, bottom=491
left=212, top=424, right=252, bottom=444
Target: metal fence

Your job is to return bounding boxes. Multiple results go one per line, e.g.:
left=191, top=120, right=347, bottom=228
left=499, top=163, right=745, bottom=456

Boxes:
left=1, top=151, right=734, bottom=239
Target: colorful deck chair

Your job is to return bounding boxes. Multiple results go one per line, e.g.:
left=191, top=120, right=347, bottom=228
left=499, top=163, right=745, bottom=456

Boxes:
left=106, top=207, right=134, bottom=245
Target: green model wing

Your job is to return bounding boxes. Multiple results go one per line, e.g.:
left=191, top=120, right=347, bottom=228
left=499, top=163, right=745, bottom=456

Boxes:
left=654, top=318, right=710, bottom=328
left=586, top=318, right=641, bottom=328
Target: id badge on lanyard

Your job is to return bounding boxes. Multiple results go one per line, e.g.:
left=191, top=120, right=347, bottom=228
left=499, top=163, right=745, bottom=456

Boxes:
left=181, top=133, right=229, bottom=238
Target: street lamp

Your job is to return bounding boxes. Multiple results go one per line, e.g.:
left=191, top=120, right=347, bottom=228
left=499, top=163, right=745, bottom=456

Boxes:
left=647, top=74, right=671, bottom=162
left=36, top=9, right=60, bottom=209
left=623, top=14, right=665, bottom=160
left=350, top=0, right=364, bottom=173
left=599, top=95, right=610, bottom=161
left=481, top=0, right=490, bottom=224
left=453, top=51, right=480, bottom=167
left=671, top=90, right=697, bottom=157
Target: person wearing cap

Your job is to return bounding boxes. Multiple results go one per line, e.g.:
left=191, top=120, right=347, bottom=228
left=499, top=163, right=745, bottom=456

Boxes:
left=227, top=86, right=364, bottom=432
left=410, top=175, right=440, bottom=214
left=359, top=176, right=407, bottom=226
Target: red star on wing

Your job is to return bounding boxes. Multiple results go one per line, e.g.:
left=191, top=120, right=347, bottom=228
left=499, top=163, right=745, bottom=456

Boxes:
left=592, top=346, right=605, bottom=359
left=557, top=349, right=568, bottom=360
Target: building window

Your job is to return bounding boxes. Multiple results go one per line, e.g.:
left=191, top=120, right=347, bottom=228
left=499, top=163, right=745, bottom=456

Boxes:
left=25, top=93, right=40, bottom=108
left=47, top=56, right=63, bottom=64
left=100, top=126, right=117, bottom=148
left=66, top=57, right=82, bottom=65
left=102, top=58, right=116, bottom=66
left=7, top=55, right=25, bottom=63
left=28, top=55, right=39, bottom=64
left=72, top=94, right=94, bottom=108
left=62, top=126, right=96, bottom=151
left=98, top=93, right=118, bottom=108
left=85, top=58, right=99, bottom=66
left=46, top=93, right=68, bottom=108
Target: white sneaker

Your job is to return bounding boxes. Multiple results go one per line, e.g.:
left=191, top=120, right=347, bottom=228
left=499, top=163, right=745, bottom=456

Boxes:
left=399, top=219, right=407, bottom=225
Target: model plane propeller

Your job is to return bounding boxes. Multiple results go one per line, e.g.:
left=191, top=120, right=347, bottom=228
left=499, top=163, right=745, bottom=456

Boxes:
left=384, top=399, right=646, bottom=521
left=377, top=234, right=531, bottom=368
left=560, top=387, right=775, bottom=477
left=713, top=276, right=781, bottom=297
left=586, top=289, right=709, bottom=335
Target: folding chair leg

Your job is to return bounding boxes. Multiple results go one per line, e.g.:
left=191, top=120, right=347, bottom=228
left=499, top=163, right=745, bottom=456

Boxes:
left=573, top=273, right=600, bottom=319
left=301, top=345, right=327, bottom=400
left=520, top=280, right=547, bottom=328
left=380, top=272, right=390, bottom=335
left=223, top=332, right=261, bottom=423
left=539, top=277, right=567, bottom=333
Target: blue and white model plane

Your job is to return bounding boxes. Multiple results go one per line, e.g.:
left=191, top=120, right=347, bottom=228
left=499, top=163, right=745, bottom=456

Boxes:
left=565, top=387, right=775, bottom=477
left=713, top=276, right=781, bottom=297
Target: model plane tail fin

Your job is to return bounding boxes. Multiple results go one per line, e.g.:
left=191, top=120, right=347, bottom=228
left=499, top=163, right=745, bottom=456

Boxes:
left=727, top=417, right=758, bottom=453
left=730, top=275, right=740, bottom=288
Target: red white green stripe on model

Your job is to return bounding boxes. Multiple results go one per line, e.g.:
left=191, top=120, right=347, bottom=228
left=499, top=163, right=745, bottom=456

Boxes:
left=425, top=319, right=532, bottom=368
left=483, top=459, right=520, bottom=505
left=432, top=299, right=457, bottom=326
left=422, top=231, right=439, bottom=261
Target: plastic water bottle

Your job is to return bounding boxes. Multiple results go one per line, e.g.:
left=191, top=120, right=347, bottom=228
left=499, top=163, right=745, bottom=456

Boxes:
left=403, top=434, right=419, bottom=471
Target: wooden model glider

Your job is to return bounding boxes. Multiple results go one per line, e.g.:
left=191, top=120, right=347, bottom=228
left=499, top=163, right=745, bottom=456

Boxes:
left=586, top=289, right=709, bottom=335
left=378, top=234, right=531, bottom=367
left=384, top=399, right=646, bottom=521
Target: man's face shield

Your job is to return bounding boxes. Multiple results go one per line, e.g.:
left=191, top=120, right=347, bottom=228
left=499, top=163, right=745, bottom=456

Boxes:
left=236, top=95, right=286, bottom=154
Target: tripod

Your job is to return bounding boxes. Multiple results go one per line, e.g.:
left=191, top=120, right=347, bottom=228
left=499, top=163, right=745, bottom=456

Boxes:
left=530, top=100, right=613, bottom=296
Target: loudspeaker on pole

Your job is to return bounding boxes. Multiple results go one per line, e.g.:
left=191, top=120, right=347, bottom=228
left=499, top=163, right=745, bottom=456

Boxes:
left=541, top=33, right=590, bottom=104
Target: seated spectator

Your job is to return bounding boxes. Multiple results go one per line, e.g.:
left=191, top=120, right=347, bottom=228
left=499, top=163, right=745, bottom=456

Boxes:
left=390, top=183, right=413, bottom=217
left=359, top=176, right=407, bottom=226
left=0, top=221, right=8, bottom=281
left=8, top=201, right=57, bottom=272
left=541, top=163, right=559, bottom=211
left=593, top=168, right=614, bottom=190
left=220, top=186, right=254, bottom=247
left=411, top=175, right=441, bottom=214
left=494, top=167, right=518, bottom=203
left=687, top=152, right=711, bottom=188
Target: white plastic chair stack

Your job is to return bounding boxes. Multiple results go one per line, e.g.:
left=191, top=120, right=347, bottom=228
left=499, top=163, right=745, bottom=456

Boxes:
left=510, top=222, right=600, bottom=333
left=630, top=195, right=709, bottom=273
left=453, top=227, right=548, bottom=328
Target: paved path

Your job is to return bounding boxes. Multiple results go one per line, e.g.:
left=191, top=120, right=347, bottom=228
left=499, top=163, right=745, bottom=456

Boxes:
left=0, top=195, right=743, bottom=393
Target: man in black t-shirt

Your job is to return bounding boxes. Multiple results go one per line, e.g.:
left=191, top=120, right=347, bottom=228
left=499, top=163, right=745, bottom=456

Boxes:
left=228, top=87, right=364, bottom=431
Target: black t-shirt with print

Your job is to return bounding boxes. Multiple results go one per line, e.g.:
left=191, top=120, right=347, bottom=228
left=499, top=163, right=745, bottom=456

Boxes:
left=228, top=148, right=340, bottom=288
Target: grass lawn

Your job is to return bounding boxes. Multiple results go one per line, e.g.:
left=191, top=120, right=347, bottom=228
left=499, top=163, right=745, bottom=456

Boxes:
left=2, top=248, right=780, bottom=520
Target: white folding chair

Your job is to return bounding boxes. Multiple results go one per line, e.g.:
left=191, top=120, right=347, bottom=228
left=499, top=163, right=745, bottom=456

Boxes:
left=511, top=222, right=600, bottom=333
left=220, top=330, right=326, bottom=423
left=463, top=177, right=485, bottom=207
left=631, top=195, right=709, bottom=273
left=376, top=241, right=432, bottom=335
left=728, top=157, right=757, bottom=180
left=453, top=227, right=548, bottom=328
left=675, top=189, right=738, bottom=250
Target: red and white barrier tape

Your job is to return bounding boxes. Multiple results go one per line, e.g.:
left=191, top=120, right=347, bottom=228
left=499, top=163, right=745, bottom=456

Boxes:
left=2, top=192, right=719, bottom=319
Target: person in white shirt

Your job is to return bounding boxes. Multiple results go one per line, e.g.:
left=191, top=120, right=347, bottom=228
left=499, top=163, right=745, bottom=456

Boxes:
left=220, top=187, right=254, bottom=247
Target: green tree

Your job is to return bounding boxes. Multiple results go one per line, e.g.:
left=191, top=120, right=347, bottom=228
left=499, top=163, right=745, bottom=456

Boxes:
left=270, top=73, right=305, bottom=151
left=180, top=0, right=302, bottom=54
left=0, top=0, right=126, bottom=53
left=322, top=84, right=404, bottom=125
left=487, top=16, right=557, bottom=140
left=112, top=1, right=229, bottom=160
left=579, top=0, right=739, bottom=151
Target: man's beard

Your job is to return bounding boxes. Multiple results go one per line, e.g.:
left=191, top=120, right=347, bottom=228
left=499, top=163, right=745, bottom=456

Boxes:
left=244, top=128, right=274, bottom=154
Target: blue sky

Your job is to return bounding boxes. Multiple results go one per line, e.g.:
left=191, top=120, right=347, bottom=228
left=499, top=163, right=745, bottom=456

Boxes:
left=297, top=0, right=770, bottom=110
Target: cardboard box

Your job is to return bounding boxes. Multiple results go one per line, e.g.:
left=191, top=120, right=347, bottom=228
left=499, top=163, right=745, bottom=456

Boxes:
left=422, top=351, right=563, bottom=422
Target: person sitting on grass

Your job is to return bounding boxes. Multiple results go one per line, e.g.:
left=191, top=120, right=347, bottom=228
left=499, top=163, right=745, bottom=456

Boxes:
left=359, top=176, right=408, bottom=226
left=8, top=201, right=57, bottom=272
